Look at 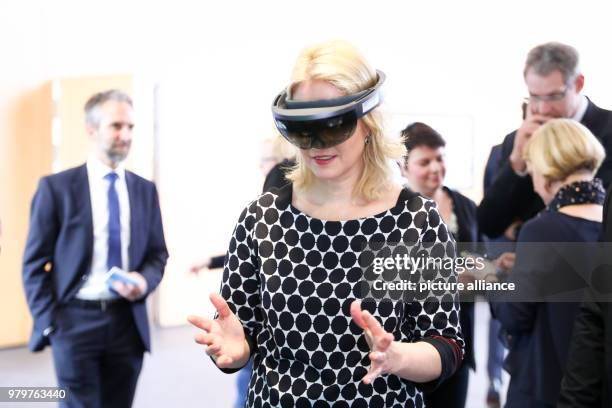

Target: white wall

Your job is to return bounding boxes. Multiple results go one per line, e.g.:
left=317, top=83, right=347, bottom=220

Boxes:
left=3, top=0, right=612, bottom=327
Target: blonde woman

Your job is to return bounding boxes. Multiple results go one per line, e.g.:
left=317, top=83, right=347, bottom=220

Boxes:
left=189, top=41, right=464, bottom=407
left=491, top=118, right=606, bottom=408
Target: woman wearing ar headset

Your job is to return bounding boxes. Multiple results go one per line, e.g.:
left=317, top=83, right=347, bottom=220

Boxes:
left=189, top=40, right=464, bottom=407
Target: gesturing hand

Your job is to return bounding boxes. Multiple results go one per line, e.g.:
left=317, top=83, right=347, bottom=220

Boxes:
left=350, top=300, right=396, bottom=384
left=188, top=293, right=250, bottom=369
left=510, top=109, right=552, bottom=174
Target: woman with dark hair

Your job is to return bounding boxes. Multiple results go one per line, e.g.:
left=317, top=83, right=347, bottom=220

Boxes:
left=400, top=122, right=479, bottom=408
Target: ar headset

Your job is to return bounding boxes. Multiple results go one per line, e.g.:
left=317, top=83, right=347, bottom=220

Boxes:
left=271, top=70, right=386, bottom=149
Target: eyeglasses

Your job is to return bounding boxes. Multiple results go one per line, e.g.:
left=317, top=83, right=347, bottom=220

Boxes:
left=528, top=86, right=569, bottom=103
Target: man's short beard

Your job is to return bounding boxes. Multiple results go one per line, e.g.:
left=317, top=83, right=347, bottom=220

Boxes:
left=106, top=150, right=129, bottom=166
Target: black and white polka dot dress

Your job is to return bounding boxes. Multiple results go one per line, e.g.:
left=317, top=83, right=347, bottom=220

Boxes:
left=220, top=185, right=464, bottom=408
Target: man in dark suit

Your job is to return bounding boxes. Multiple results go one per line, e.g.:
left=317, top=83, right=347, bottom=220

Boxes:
left=558, top=187, right=612, bottom=407
left=478, top=42, right=612, bottom=238
left=22, top=90, right=168, bottom=408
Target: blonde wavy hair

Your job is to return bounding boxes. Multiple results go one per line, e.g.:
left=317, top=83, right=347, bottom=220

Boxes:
left=523, top=118, right=605, bottom=183
left=285, top=40, right=406, bottom=200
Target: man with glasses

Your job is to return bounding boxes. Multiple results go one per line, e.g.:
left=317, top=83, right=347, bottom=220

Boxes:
left=478, top=42, right=612, bottom=238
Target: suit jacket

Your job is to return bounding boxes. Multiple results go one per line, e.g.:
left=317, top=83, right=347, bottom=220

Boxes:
left=445, top=187, right=480, bottom=371
left=483, top=144, right=503, bottom=193
left=22, top=164, right=168, bottom=352
left=558, top=185, right=612, bottom=407
left=477, top=98, right=612, bottom=238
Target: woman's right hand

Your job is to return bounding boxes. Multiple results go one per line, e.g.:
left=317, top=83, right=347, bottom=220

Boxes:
left=188, top=293, right=250, bottom=369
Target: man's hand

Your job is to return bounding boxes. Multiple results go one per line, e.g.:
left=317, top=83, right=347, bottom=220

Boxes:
left=510, top=110, right=552, bottom=174
left=458, top=271, right=476, bottom=286
left=112, top=271, right=148, bottom=301
left=495, top=252, right=516, bottom=273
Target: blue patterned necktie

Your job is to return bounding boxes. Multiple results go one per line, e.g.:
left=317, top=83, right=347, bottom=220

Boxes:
left=105, top=172, right=122, bottom=270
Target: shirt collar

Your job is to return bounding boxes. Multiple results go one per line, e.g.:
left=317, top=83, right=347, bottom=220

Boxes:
left=572, top=94, right=589, bottom=122
left=86, top=155, right=126, bottom=182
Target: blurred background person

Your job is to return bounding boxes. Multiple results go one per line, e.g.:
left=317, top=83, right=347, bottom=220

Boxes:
left=259, top=137, right=281, bottom=176
left=262, top=135, right=296, bottom=193
left=400, top=122, right=479, bottom=408
left=559, top=181, right=612, bottom=408
left=190, top=135, right=295, bottom=274
left=559, top=288, right=612, bottom=407
left=490, top=118, right=605, bottom=408
left=478, top=42, right=612, bottom=240
left=22, top=90, right=169, bottom=408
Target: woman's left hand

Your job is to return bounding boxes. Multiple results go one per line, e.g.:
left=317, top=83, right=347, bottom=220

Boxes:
left=350, top=300, right=397, bottom=384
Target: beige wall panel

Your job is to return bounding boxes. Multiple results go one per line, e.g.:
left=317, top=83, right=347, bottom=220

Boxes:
left=0, top=84, right=53, bottom=348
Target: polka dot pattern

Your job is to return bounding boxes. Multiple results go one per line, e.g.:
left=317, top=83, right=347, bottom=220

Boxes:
left=220, top=187, right=463, bottom=407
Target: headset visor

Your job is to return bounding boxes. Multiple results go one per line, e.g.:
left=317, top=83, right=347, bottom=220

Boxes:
left=272, top=70, right=385, bottom=150
left=275, top=111, right=358, bottom=149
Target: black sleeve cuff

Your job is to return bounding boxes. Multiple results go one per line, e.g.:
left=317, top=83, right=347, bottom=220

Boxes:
left=215, top=326, right=256, bottom=374
left=414, top=336, right=463, bottom=392
left=209, top=255, right=226, bottom=270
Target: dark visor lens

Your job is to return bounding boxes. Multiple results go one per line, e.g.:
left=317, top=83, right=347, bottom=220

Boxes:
left=276, top=111, right=358, bottom=149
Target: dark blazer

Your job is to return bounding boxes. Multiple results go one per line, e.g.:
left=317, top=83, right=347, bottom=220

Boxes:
left=445, top=187, right=480, bottom=371
left=22, top=164, right=168, bottom=352
left=477, top=98, right=612, bottom=238
left=558, top=186, right=612, bottom=407
left=483, top=144, right=503, bottom=194
left=424, top=187, right=480, bottom=408
left=491, top=211, right=601, bottom=407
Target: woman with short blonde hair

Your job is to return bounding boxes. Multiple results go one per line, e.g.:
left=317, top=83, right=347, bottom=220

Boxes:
left=493, top=118, right=606, bottom=407
left=524, top=118, right=605, bottom=186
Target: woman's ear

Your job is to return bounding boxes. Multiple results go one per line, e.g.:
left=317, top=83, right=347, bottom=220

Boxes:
left=544, top=178, right=558, bottom=195
left=544, top=179, right=552, bottom=192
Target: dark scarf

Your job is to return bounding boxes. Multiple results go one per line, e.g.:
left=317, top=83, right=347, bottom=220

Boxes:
left=547, top=178, right=606, bottom=211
